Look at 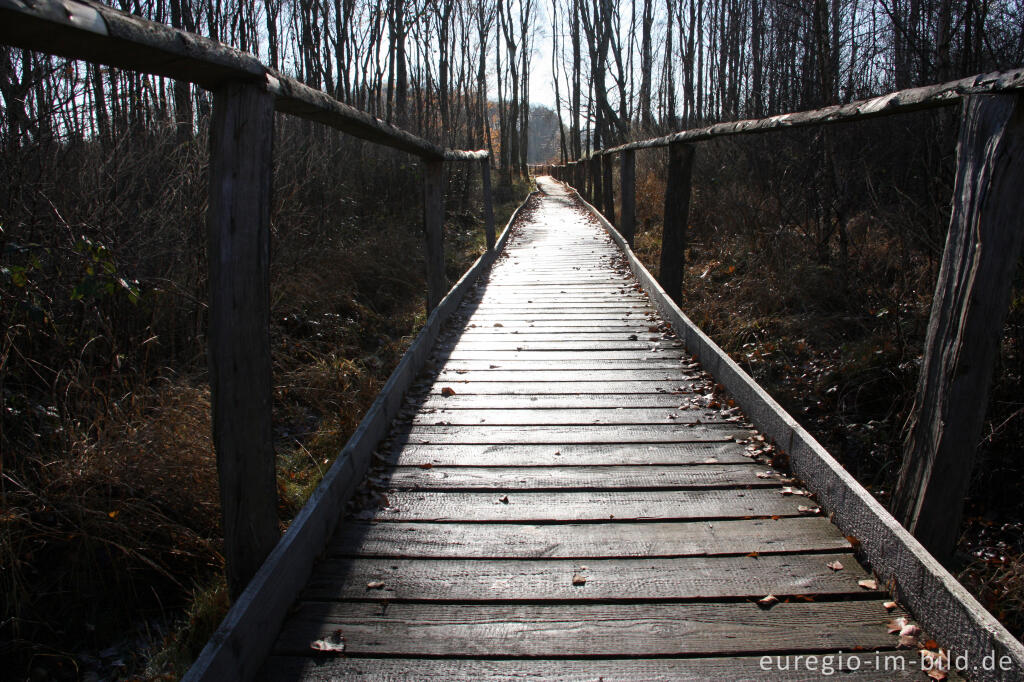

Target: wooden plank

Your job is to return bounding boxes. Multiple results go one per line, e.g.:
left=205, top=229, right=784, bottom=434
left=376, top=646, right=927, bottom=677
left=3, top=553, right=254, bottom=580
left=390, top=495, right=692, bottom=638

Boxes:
left=895, top=93, right=1024, bottom=560
left=422, top=159, right=446, bottom=311
left=357, top=489, right=811, bottom=522
left=377, top=465, right=776, bottom=491
left=387, top=442, right=751, bottom=466
left=393, top=424, right=750, bottom=444
left=439, top=339, right=683, bottom=351
left=408, top=407, right=725, bottom=426
left=420, top=380, right=696, bottom=394
left=273, top=601, right=903, bottom=657
left=301, top=553, right=872, bottom=601
left=262, top=653, right=923, bottom=680
left=438, top=359, right=690, bottom=370
left=428, top=369, right=693, bottom=381
left=434, top=353, right=688, bottom=363
left=206, top=81, right=279, bottom=599
left=330, top=517, right=850, bottom=558
left=415, top=394, right=706, bottom=410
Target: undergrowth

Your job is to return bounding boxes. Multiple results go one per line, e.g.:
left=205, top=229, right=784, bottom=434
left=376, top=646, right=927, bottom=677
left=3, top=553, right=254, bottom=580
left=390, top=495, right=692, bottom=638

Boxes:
left=0, top=118, right=533, bottom=679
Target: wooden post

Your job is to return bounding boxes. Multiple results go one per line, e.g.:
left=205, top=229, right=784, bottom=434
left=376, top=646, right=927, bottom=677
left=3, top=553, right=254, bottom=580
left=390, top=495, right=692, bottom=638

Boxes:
left=480, top=157, right=495, bottom=251
left=591, top=156, right=602, bottom=206
left=423, top=158, right=447, bottom=311
left=207, top=81, right=279, bottom=600
left=602, top=152, right=615, bottom=225
left=659, top=141, right=695, bottom=303
left=894, top=94, right=1024, bottom=561
left=620, top=149, right=636, bottom=246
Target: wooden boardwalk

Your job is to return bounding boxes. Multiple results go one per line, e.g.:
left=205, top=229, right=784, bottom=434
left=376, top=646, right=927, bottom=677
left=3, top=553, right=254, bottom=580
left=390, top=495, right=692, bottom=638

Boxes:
left=260, top=178, right=922, bottom=679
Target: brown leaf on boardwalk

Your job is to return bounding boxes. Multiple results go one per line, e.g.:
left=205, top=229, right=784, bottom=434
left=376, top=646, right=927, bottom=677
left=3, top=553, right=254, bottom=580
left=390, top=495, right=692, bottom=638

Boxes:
left=419, top=462, right=433, bottom=469
left=884, top=601, right=898, bottom=610
left=498, top=495, right=509, bottom=504
left=493, top=322, right=503, bottom=327
left=441, top=387, right=457, bottom=396
left=858, top=578, right=878, bottom=590
left=757, top=594, right=779, bottom=609
left=310, top=629, right=346, bottom=653
left=846, top=535, right=862, bottom=550
left=826, top=560, right=844, bottom=571
left=797, top=505, right=821, bottom=515
left=572, top=573, right=587, bottom=586
left=366, top=581, right=385, bottom=589
left=887, top=617, right=908, bottom=634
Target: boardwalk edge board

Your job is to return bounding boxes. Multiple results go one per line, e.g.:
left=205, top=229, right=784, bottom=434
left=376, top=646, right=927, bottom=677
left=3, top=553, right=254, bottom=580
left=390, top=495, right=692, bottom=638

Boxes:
left=183, top=193, right=536, bottom=682
left=569, top=183, right=1024, bottom=681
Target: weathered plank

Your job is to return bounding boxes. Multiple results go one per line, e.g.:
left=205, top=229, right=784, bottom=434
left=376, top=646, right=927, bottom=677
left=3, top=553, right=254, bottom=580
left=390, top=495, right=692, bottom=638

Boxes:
left=438, top=359, right=691, bottom=370
left=302, top=553, right=872, bottom=601
left=420, top=380, right=696, bottom=395
left=207, top=81, right=279, bottom=599
left=392, top=424, right=750, bottom=444
left=895, top=93, right=1024, bottom=560
left=376, top=464, right=778, bottom=490
left=329, top=518, right=852, bottom=558
left=408, top=407, right=725, bottom=425
left=261, top=653, right=924, bottom=680
left=415, top=394, right=708, bottom=410
left=386, top=442, right=751, bottom=466
left=273, top=601, right=903, bottom=657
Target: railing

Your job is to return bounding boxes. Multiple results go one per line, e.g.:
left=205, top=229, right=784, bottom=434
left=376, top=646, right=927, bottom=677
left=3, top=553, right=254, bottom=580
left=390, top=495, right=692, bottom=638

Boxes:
left=0, top=0, right=496, bottom=615
left=549, top=67, right=1024, bottom=679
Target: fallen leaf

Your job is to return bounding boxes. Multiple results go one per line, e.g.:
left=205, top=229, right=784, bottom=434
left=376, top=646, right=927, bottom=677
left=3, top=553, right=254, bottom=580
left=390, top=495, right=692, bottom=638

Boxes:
left=757, top=594, right=779, bottom=609
left=493, top=322, right=503, bottom=327
left=366, top=581, right=385, bottom=589
left=797, top=505, right=821, bottom=515
left=441, top=387, right=457, bottom=396
left=858, top=578, right=878, bottom=590
left=310, top=629, right=346, bottom=653
left=498, top=495, right=509, bottom=504
left=826, top=560, right=844, bottom=571
left=572, top=573, right=587, bottom=586
left=887, top=617, right=909, bottom=634
left=419, top=462, right=433, bottom=469
left=884, top=601, right=898, bottom=610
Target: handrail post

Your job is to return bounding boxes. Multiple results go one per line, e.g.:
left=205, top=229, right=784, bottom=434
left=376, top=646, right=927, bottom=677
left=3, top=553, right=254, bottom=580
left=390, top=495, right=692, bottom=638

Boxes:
left=602, top=152, right=615, bottom=225
left=207, top=81, right=280, bottom=600
left=423, top=158, right=447, bottom=311
left=620, top=149, right=636, bottom=246
left=591, top=156, right=602, bottom=206
left=659, top=141, right=695, bottom=303
left=894, top=93, right=1024, bottom=560
left=479, top=157, right=496, bottom=251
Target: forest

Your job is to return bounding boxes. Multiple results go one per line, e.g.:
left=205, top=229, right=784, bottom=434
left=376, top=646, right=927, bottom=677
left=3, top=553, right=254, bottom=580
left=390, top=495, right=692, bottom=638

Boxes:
left=2, top=0, right=1024, bottom=678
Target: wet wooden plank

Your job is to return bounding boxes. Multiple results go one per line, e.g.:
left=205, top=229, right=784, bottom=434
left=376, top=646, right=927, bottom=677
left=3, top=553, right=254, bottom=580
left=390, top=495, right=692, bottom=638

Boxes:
left=273, top=601, right=903, bottom=657
left=374, top=464, right=777, bottom=491
left=393, top=424, right=751, bottom=444
left=386, top=442, right=751, bottom=466
left=357, top=488, right=811, bottom=522
left=329, top=517, right=851, bottom=558
left=261, top=652, right=923, bottom=680
left=301, top=553, right=873, bottom=601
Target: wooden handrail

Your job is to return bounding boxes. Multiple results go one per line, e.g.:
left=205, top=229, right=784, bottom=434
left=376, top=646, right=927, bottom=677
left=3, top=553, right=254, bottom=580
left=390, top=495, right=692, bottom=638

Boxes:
left=0, top=0, right=486, bottom=161
left=577, top=67, right=1023, bottom=157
